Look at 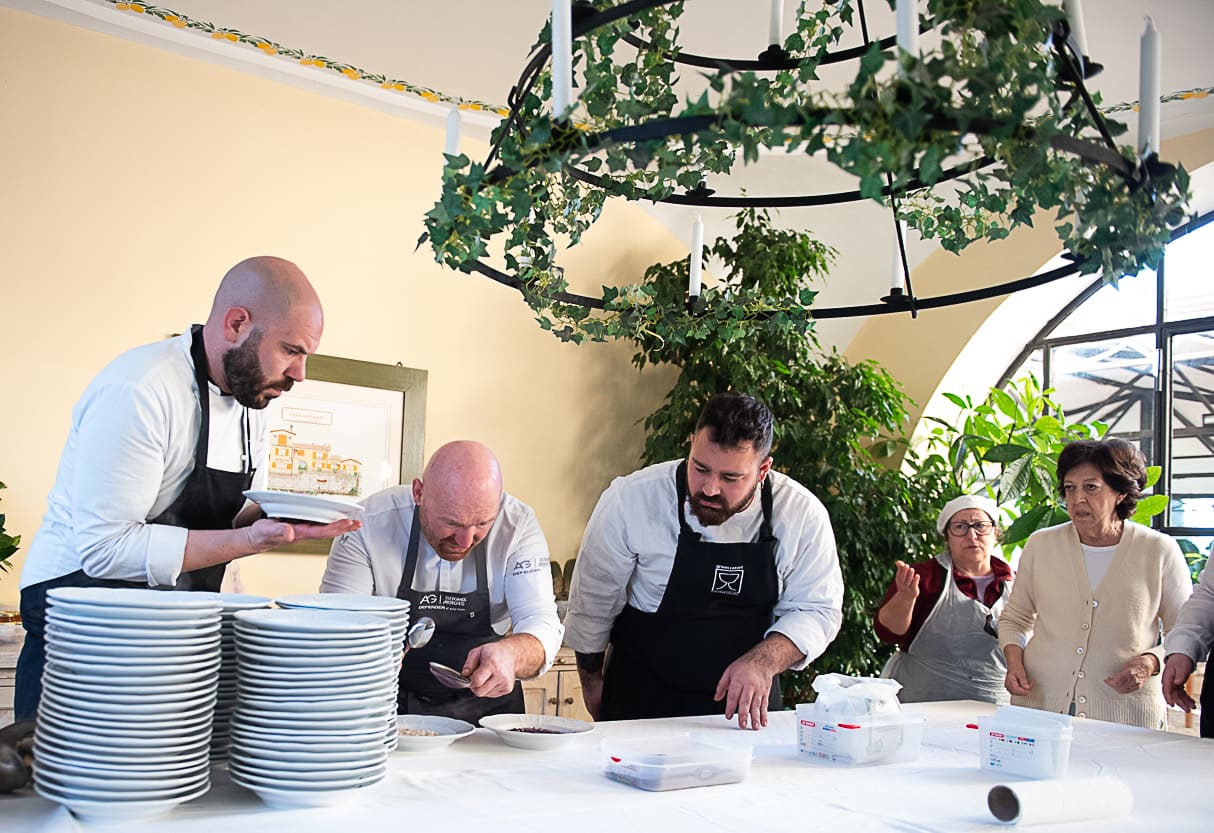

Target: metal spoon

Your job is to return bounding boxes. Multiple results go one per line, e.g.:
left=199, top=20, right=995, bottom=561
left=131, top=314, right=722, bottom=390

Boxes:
left=402, top=616, right=436, bottom=659
left=429, top=661, right=473, bottom=690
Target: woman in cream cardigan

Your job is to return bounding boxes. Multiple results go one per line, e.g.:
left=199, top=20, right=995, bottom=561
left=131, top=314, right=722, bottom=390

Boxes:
left=998, top=439, right=1192, bottom=729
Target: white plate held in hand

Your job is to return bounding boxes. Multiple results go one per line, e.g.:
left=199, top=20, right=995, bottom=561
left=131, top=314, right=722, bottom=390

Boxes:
left=243, top=490, right=361, bottom=523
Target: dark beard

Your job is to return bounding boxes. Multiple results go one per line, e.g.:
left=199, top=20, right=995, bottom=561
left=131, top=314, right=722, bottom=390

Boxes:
left=222, top=329, right=290, bottom=409
left=688, top=488, right=755, bottom=527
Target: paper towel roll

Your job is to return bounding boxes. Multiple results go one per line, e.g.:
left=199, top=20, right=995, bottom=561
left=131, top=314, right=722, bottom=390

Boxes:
left=988, top=776, right=1133, bottom=825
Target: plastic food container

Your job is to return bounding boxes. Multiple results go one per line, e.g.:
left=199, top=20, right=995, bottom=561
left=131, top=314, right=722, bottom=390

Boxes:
left=795, top=704, right=925, bottom=765
left=601, top=734, right=752, bottom=791
left=977, top=705, right=1073, bottom=779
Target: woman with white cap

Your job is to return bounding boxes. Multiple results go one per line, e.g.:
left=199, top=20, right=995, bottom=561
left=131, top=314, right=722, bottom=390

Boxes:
left=874, top=494, right=1013, bottom=703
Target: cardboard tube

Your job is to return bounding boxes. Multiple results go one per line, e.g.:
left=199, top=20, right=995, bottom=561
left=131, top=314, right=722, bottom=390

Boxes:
left=988, top=777, right=1133, bottom=826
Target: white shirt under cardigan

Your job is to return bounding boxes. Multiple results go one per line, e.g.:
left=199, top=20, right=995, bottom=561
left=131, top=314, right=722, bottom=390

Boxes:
left=321, top=486, right=565, bottom=674
left=563, top=460, right=844, bottom=671
left=21, top=331, right=266, bottom=590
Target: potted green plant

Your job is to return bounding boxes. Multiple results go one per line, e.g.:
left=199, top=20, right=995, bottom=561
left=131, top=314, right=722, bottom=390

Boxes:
left=0, top=481, right=23, bottom=640
left=0, top=482, right=19, bottom=575
left=622, top=210, right=951, bottom=700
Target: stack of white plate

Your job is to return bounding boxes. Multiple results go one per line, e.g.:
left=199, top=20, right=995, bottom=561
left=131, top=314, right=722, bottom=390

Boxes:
left=35, top=587, right=222, bottom=823
left=228, top=608, right=395, bottom=809
left=210, top=593, right=273, bottom=760
left=274, top=593, right=410, bottom=750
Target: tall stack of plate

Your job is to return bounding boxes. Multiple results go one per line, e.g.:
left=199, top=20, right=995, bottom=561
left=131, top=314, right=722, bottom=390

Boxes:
left=34, top=587, right=221, bottom=824
left=274, top=593, right=410, bottom=750
left=228, top=608, right=396, bottom=809
left=210, top=593, right=273, bottom=760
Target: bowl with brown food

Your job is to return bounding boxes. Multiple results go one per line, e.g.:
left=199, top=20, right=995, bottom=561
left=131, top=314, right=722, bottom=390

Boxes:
left=478, top=714, right=595, bottom=750
left=394, top=715, right=476, bottom=752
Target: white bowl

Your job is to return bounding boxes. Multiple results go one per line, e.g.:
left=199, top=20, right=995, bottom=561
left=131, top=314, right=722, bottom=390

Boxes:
left=35, top=779, right=209, bottom=823
left=395, top=715, right=476, bottom=751
left=478, top=713, right=596, bottom=750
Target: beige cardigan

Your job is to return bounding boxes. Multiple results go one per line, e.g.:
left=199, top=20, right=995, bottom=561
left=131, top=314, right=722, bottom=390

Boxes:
left=998, top=521, right=1193, bottom=729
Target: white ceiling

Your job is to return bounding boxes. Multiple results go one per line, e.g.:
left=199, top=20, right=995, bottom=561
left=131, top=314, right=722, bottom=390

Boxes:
left=10, top=0, right=1214, bottom=347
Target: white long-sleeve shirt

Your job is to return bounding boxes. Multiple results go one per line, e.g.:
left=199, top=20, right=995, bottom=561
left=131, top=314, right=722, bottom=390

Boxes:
left=21, top=331, right=265, bottom=589
left=1164, top=559, right=1214, bottom=662
left=321, top=486, right=564, bottom=673
left=563, top=460, right=844, bottom=670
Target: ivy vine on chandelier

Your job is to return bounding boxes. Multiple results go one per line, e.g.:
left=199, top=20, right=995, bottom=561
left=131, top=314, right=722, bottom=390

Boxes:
left=424, top=0, right=1192, bottom=345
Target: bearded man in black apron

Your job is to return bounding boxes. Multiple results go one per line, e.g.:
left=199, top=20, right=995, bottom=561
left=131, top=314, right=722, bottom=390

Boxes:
left=14, top=257, right=359, bottom=721
left=1161, top=560, right=1214, bottom=738
left=564, top=392, right=844, bottom=730
left=322, top=441, right=564, bottom=725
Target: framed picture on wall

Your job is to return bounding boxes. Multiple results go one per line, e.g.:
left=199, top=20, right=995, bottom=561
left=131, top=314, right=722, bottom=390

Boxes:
left=263, top=355, right=427, bottom=554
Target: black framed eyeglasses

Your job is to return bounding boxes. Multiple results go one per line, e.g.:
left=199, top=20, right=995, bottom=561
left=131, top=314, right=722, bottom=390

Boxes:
left=947, top=521, right=994, bottom=537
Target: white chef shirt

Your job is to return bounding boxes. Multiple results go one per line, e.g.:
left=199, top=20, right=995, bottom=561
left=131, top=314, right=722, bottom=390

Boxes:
left=563, top=459, right=844, bottom=671
left=21, top=331, right=266, bottom=589
left=321, top=485, right=565, bottom=674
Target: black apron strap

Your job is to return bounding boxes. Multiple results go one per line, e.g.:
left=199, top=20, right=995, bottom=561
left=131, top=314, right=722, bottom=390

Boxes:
left=396, top=506, right=423, bottom=599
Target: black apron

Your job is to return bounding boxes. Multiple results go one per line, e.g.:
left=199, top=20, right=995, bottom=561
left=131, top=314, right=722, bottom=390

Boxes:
left=14, top=326, right=253, bottom=719
left=394, top=506, right=525, bottom=724
left=600, top=461, right=782, bottom=721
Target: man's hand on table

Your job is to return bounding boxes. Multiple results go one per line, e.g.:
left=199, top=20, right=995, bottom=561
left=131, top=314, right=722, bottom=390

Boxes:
left=715, top=633, right=803, bottom=731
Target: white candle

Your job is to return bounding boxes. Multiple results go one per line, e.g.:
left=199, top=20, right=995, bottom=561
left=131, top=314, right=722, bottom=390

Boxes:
left=689, top=215, right=704, bottom=298
left=769, top=0, right=783, bottom=47
left=890, top=222, right=906, bottom=292
left=1063, top=0, right=1089, bottom=57
left=896, top=0, right=919, bottom=57
left=1139, top=16, right=1161, bottom=157
left=551, top=0, right=573, bottom=118
left=443, top=104, right=461, bottom=156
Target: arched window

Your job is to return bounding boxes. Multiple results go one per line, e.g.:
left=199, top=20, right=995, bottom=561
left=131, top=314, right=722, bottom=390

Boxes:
left=999, top=212, right=1214, bottom=557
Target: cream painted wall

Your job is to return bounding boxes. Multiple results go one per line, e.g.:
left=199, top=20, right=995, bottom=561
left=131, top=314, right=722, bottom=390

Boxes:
left=846, top=127, right=1214, bottom=437
left=0, top=9, right=681, bottom=607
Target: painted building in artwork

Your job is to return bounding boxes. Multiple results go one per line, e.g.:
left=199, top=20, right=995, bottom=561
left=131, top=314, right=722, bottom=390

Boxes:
left=266, top=428, right=362, bottom=496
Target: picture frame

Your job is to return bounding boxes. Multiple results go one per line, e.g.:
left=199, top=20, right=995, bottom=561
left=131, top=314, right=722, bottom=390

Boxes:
left=262, top=354, right=427, bottom=554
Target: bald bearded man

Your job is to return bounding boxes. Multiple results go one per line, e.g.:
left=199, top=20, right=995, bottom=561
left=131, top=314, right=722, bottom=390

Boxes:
left=322, top=441, right=563, bottom=724
left=15, top=256, right=359, bottom=720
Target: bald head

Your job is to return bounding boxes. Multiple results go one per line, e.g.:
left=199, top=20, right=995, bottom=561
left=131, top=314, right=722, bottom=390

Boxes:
left=203, top=256, right=325, bottom=408
left=207, top=256, right=320, bottom=327
left=413, top=441, right=504, bottom=561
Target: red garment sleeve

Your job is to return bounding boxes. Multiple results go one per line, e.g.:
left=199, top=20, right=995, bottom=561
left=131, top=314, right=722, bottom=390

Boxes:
left=872, top=559, right=946, bottom=651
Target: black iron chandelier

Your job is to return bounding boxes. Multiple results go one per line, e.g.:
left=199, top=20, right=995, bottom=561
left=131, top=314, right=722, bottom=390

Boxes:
left=424, top=0, right=1191, bottom=343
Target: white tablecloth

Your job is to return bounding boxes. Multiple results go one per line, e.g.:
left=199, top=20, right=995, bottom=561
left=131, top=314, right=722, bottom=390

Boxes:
left=2, top=701, right=1209, bottom=832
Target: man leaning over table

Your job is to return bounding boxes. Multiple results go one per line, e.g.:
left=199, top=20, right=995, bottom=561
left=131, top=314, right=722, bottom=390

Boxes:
left=563, top=392, right=844, bottom=730
left=15, top=256, right=359, bottom=721
left=321, top=440, right=563, bottom=724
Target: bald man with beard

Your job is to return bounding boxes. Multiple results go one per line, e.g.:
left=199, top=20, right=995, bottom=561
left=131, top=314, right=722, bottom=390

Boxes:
left=15, top=256, right=359, bottom=720
left=323, top=441, right=564, bottom=723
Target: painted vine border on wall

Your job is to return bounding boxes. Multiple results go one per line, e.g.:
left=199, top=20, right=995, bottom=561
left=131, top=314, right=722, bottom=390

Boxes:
left=95, top=0, right=1209, bottom=123
left=99, top=0, right=510, bottom=116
